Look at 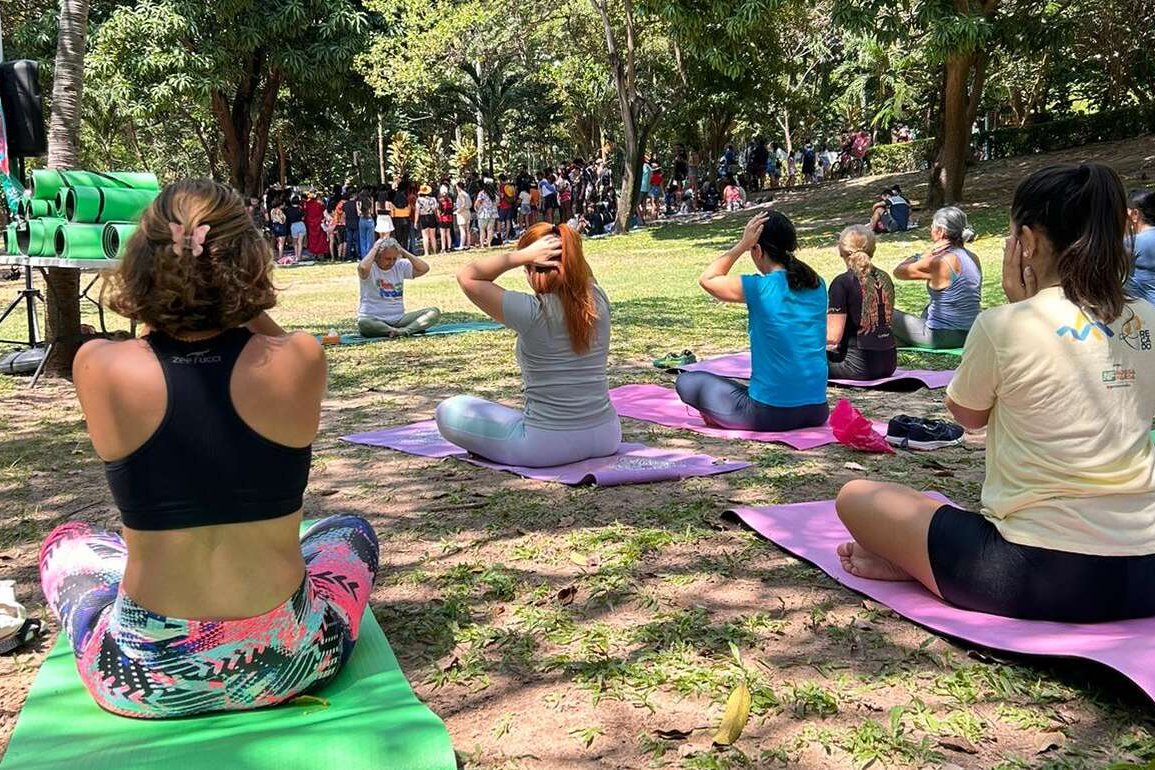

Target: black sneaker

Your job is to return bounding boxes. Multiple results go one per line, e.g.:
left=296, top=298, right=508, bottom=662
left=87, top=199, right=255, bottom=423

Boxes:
left=886, top=415, right=964, bottom=450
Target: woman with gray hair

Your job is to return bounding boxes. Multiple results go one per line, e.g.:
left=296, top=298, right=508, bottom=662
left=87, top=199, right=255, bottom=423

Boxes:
left=892, top=206, right=981, bottom=349
left=356, top=235, right=441, bottom=337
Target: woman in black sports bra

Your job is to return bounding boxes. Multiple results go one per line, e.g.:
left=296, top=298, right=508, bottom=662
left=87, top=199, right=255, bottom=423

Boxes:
left=37, top=179, right=379, bottom=718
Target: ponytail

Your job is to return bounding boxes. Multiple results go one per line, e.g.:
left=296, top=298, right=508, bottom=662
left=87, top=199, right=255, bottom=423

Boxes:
left=519, top=222, right=598, bottom=354
left=756, top=210, right=820, bottom=291
left=1012, top=163, right=1129, bottom=323
left=838, top=225, right=892, bottom=332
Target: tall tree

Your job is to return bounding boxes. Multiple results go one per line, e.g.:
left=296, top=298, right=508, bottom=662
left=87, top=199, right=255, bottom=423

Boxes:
left=43, top=0, right=91, bottom=377
left=90, top=0, right=368, bottom=195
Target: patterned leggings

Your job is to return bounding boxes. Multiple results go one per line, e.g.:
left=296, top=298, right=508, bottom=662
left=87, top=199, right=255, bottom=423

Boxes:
left=38, top=515, right=379, bottom=719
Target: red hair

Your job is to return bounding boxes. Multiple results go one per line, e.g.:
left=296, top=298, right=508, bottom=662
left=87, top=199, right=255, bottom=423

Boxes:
left=518, top=222, right=598, bottom=354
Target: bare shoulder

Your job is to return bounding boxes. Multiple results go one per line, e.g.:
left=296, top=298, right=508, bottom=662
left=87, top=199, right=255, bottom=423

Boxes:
left=74, top=337, right=156, bottom=390
left=243, top=332, right=326, bottom=386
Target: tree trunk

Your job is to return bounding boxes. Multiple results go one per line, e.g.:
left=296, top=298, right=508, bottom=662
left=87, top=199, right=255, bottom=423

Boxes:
left=210, top=51, right=281, bottom=196
left=377, top=112, right=385, bottom=184
left=927, top=51, right=987, bottom=208
left=43, top=0, right=91, bottom=379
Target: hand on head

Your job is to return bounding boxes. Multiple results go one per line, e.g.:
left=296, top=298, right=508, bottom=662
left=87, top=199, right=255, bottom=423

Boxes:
left=1002, top=235, right=1038, bottom=303
left=739, top=212, right=769, bottom=252
left=520, top=234, right=563, bottom=271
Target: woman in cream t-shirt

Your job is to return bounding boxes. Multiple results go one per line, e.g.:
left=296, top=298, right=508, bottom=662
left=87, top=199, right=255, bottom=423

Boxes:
left=833, top=162, right=1155, bottom=623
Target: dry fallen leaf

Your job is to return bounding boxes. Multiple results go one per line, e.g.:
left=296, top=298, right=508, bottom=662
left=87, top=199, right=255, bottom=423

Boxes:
left=843, top=461, right=867, bottom=471
left=653, top=728, right=694, bottom=741
left=1034, top=731, right=1066, bottom=755
left=712, top=683, right=752, bottom=746
left=556, top=586, right=578, bottom=605
left=568, top=552, right=589, bottom=567
left=938, top=735, right=979, bottom=754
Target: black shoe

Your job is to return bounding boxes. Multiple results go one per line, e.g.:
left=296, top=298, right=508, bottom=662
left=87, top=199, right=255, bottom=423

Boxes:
left=886, top=415, right=964, bottom=450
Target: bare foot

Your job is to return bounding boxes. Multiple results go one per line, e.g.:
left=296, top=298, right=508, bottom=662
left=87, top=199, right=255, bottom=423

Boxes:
left=837, top=541, right=913, bottom=582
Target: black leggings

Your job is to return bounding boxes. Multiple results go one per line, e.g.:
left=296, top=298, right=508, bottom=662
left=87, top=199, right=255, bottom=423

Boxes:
left=827, top=346, right=898, bottom=380
left=675, top=371, right=829, bottom=432
left=929, top=505, right=1155, bottom=622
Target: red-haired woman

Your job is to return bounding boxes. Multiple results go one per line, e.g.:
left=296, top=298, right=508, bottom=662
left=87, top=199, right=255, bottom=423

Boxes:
left=435, top=223, right=620, bottom=467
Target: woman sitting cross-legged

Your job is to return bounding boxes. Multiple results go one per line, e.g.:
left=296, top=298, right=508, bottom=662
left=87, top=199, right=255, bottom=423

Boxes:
left=40, top=179, right=380, bottom=718
left=356, top=235, right=441, bottom=337
left=891, top=206, right=981, bottom=349
left=836, top=163, right=1155, bottom=623
left=826, top=225, right=898, bottom=380
left=435, top=223, right=621, bottom=467
left=675, top=212, right=829, bottom=431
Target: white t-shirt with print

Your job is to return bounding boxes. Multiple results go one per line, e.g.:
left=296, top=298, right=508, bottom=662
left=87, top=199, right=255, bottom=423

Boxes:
left=358, top=259, right=414, bottom=323
left=947, top=287, right=1155, bottom=555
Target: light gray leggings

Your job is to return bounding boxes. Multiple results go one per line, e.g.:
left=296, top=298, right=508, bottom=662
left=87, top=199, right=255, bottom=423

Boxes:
left=435, top=395, right=622, bottom=467
left=357, top=307, right=441, bottom=337
left=891, top=308, right=970, bottom=349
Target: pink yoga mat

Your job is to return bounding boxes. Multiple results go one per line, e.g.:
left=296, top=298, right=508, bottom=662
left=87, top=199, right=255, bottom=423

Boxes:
left=728, top=495, right=1155, bottom=703
left=608, top=384, right=886, bottom=450
left=680, top=352, right=954, bottom=390
left=341, top=420, right=750, bottom=486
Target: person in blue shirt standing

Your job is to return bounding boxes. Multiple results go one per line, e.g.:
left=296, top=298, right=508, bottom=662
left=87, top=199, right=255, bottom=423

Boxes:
left=1125, top=189, right=1155, bottom=306
left=676, top=212, right=829, bottom=431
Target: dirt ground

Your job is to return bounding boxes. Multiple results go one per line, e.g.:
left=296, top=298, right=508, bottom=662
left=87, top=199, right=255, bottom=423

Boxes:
left=2, top=136, right=1155, bottom=769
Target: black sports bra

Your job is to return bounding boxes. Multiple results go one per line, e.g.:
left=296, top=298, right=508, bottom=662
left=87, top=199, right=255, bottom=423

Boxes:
left=104, top=329, right=312, bottom=531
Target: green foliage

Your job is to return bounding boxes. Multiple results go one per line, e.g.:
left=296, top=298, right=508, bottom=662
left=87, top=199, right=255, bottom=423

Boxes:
left=870, top=138, right=935, bottom=173
left=978, top=104, right=1155, bottom=160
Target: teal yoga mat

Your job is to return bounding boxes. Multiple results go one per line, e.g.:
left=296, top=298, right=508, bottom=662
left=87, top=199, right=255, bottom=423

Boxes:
left=899, top=346, right=964, bottom=357
left=62, top=186, right=156, bottom=224
left=317, top=321, right=505, bottom=345
left=54, top=223, right=106, bottom=260
left=0, top=609, right=456, bottom=770
left=102, top=222, right=136, bottom=259
left=16, top=217, right=65, bottom=257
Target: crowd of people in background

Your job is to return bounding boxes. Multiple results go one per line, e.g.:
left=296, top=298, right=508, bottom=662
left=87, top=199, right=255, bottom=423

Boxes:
left=243, top=126, right=894, bottom=263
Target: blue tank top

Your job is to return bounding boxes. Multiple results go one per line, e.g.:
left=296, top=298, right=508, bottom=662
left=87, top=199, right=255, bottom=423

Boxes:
left=741, top=271, right=828, bottom=408
left=925, top=247, right=981, bottom=331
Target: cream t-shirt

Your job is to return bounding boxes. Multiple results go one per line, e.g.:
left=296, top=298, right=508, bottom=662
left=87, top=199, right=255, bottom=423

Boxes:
left=946, top=287, right=1155, bottom=555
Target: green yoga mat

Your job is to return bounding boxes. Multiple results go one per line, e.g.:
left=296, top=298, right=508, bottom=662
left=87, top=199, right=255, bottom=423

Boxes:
left=30, top=170, right=63, bottom=202
left=54, top=223, right=106, bottom=259
left=5, top=224, right=16, bottom=255
left=102, top=222, right=136, bottom=259
left=62, top=186, right=156, bottom=224
left=16, top=217, right=65, bottom=257
left=899, top=346, right=964, bottom=357
left=0, top=609, right=455, bottom=770
left=16, top=198, right=52, bottom=220
left=58, top=170, right=159, bottom=191
left=317, top=321, right=505, bottom=346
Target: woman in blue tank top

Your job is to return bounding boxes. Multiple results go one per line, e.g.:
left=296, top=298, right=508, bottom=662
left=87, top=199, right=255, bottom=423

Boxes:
left=676, top=211, right=829, bottom=431
left=892, top=206, right=982, bottom=350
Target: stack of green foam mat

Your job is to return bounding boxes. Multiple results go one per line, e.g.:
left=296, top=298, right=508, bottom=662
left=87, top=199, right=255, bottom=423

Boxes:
left=14, top=169, right=159, bottom=259
left=0, top=608, right=457, bottom=770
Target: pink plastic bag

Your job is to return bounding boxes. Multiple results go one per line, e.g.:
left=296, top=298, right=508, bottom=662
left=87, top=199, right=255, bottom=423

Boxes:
left=830, top=399, right=894, bottom=454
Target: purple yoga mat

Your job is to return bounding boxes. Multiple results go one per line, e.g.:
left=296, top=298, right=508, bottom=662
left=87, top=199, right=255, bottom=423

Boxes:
left=341, top=420, right=750, bottom=486
left=729, top=494, right=1155, bottom=703
left=608, top=384, right=886, bottom=450
left=680, top=352, right=954, bottom=390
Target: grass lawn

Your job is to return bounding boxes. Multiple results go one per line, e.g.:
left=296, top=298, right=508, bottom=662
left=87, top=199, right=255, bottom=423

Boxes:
left=0, top=135, right=1154, bottom=769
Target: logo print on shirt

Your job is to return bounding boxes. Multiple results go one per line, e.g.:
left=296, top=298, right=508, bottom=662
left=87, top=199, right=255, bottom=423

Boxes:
left=1056, top=309, right=1114, bottom=341
left=377, top=279, right=403, bottom=300
left=1117, top=306, right=1152, bottom=352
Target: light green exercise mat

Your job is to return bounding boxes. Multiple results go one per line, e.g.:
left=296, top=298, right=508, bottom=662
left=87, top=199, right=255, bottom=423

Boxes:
left=0, top=608, right=456, bottom=770
left=61, top=186, right=156, bottom=224
left=58, top=170, right=159, bottom=191
left=30, top=170, right=63, bottom=201
left=16, top=217, right=65, bottom=257
left=102, top=222, right=136, bottom=259
left=4, top=224, right=15, bottom=254
left=16, top=198, right=52, bottom=219
left=53, top=223, right=106, bottom=260
left=899, top=346, right=964, bottom=357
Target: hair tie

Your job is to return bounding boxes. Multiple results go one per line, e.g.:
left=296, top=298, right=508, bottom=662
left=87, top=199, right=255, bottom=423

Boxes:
left=169, top=222, right=211, bottom=257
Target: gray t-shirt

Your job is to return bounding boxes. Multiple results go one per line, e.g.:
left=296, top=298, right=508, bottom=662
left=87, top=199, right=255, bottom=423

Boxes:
left=501, top=285, right=616, bottom=431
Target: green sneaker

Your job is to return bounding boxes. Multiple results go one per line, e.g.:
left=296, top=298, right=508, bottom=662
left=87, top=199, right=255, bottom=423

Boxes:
left=653, top=350, right=697, bottom=370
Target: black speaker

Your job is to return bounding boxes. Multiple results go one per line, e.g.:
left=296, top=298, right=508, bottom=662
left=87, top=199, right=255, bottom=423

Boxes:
left=0, top=61, right=46, bottom=157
